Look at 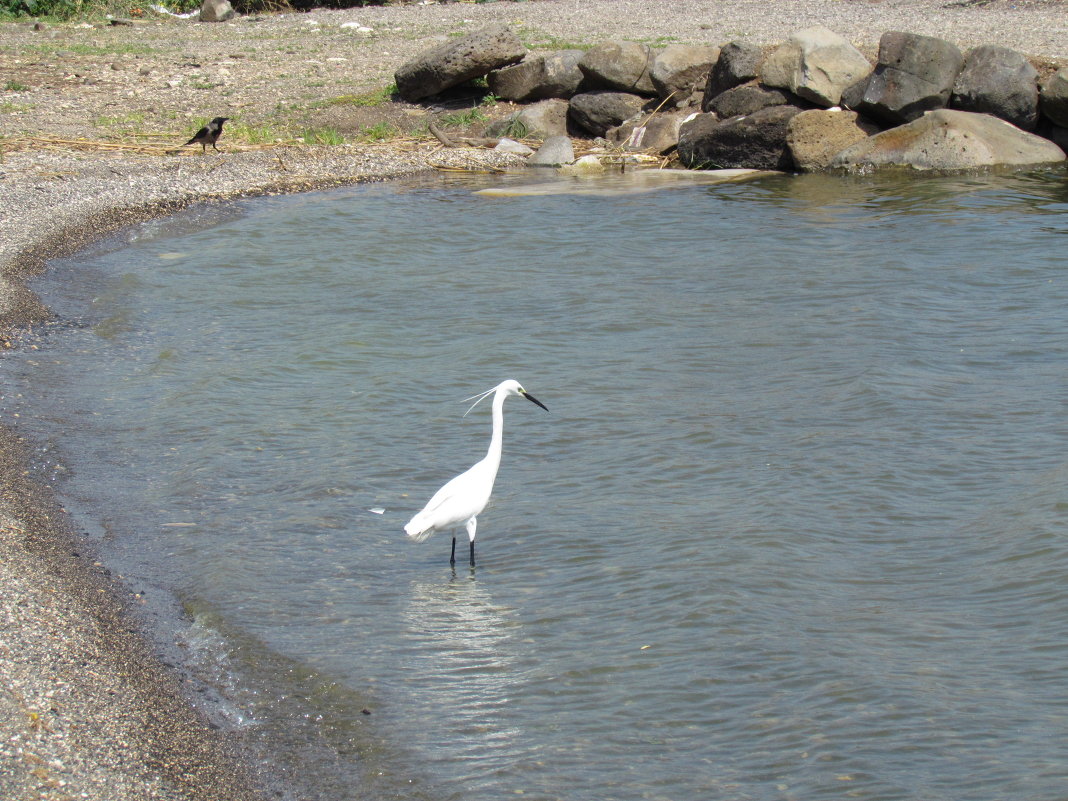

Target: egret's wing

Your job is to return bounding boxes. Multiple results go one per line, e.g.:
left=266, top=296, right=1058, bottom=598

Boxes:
left=405, top=461, right=493, bottom=541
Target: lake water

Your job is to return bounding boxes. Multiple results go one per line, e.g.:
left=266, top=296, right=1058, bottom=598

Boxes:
left=5, top=168, right=1068, bottom=801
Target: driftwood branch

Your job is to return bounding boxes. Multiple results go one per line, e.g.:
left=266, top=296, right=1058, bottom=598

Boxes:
left=428, top=120, right=501, bottom=149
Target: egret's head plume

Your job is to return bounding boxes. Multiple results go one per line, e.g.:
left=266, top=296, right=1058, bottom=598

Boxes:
left=462, top=385, right=499, bottom=417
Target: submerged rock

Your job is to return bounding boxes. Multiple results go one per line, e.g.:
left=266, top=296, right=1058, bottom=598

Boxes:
left=830, top=108, right=1066, bottom=170
left=787, top=108, right=878, bottom=171
left=679, top=105, right=803, bottom=170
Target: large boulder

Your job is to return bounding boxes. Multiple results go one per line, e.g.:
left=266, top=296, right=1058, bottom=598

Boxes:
left=760, top=25, right=871, bottom=107
left=608, top=110, right=690, bottom=153
left=650, top=44, right=720, bottom=104
left=487, top=50, right=585, bottom=102
left=786, top=108, right=878, bottom=171
left=569, top=91, right=648, bottom=137
left=578, top=40, right=656, bottom=95
left=395, top=25, right=526, bottom=101
left=951, top=45, right=1039, bottom=130
left=830, top=108, right=1065, bottom=170
left=707, top=84, right=793, bottom=118
left=857, top=31, right=964, bottom=125
left=1040, top=67, right=1068, bottom=128
left=703, top=41, right=762, bottom=105
left=678, top=105, right=802, bottom=170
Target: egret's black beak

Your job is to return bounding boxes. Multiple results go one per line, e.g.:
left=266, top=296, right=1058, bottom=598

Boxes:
left=522, top=391, right=549, bottom=412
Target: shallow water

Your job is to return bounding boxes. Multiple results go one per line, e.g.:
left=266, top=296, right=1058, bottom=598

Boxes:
left=5, top=168, right=1068, bottom=801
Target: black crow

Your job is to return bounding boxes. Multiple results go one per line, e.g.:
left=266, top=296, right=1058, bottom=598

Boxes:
left=184, top=117, right=229, bottom=153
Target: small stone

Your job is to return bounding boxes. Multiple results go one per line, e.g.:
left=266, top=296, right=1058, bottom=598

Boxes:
left=494, top=138, right=535, bottom=156
left=558, top=155, right=606, bottom=175
left=529, top=135, right=575, bottom=166
left=199, top=0, right=235, bottom=23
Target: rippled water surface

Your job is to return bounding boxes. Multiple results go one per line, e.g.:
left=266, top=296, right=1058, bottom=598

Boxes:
left=6, top=169, right=1068, bottom=801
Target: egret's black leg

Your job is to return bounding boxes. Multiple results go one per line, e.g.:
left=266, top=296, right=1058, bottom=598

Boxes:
left=469, top=540, right=476, bottom=567
left=450, top=536, right=456, bottom=565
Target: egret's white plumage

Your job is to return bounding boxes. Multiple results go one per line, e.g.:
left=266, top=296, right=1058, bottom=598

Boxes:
left=405, top=379, right=548, bottom=566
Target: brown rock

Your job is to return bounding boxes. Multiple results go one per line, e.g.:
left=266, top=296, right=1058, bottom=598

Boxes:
left=786, top=108, right=878, bottom=171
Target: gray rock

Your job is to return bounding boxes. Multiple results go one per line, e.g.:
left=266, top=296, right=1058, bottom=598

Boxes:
left=786, top=108, right=878, bottom=171
left=199, top=0, right=234, bottom=22
left=569, top=91, right=648, bottom=137
left=487, top=49, right=584, bottom=102
left=839, top=72, right=870, bottom=110
left=529, top=135, right=575, bottom=166
left=517, top=98, right=570, bottom=139
left=760, top=25, right=871, bottom=107
left=487, top=99, right=570, bottom=140
left=578, top=40, right=656, bottom=95
left=495, top=138, right=535, bottom=156
left=1045, top=123, right=1068, bottom=152
left=678, top=105, right=802, bottom=170
left=857, top=31, right=964, bottom=125
left=951, top=45, right=1039, bottom=130
left=704, top=41, right=762, bottom=103
left=708, top=84, right=792, bottom=118
left=395, top=25, right=526, bottom=102
left=650, top=44, right=719, bottom=102
left=608, top=110, right=690, bottom=153
left=830, top=108, right=1065, bottom=170
left=540, top=49, right=587, bottom=97
left=1040, top=67, right=1068, bottom=128
left=487, top=54, right=546, bottom=101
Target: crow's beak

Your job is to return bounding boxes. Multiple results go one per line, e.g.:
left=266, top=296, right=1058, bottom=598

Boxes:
left=522, top=391, right=548, bottom=412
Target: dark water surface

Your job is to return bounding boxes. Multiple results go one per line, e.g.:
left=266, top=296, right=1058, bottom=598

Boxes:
left=5, top=169, right=1068, bottom=801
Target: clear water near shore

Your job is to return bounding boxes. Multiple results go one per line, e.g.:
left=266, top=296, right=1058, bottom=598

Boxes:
left=5, top=168, right=1068, bottom=801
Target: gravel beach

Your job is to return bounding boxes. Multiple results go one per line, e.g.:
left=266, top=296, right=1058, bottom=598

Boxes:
left=1, top=2, right=1065, bottom=799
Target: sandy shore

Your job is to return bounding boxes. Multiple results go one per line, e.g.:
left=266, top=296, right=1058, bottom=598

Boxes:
left=1, top=2, right=1065, bottom=799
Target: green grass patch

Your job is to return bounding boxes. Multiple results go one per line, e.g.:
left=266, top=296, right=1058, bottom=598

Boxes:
left=321, top=83, right=397, bottom=108
left=94, top=111, right=146, bottom=129
left=226, top=120, right=285, bottom=145
left=437, top=107, right=490, bottom=128
left=521, top=31, right=595, bottom=52
left=355, top=121, right=399, bottom=142
left=23, top=41, right=158, bottom=56
left=5, top=80, right=29, bottom=92
left=302, top=127, right=345, bottom=145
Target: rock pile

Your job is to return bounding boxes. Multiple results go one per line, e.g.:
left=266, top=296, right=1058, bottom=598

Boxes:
left=394, top=24, right=1068, bottom=172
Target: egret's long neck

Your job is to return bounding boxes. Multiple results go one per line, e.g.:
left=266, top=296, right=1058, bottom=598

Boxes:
left=484, top=389, right=507, bottom=473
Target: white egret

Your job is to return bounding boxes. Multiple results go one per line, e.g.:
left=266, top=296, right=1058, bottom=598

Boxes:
left=405, top=379, right=549, bottom=566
